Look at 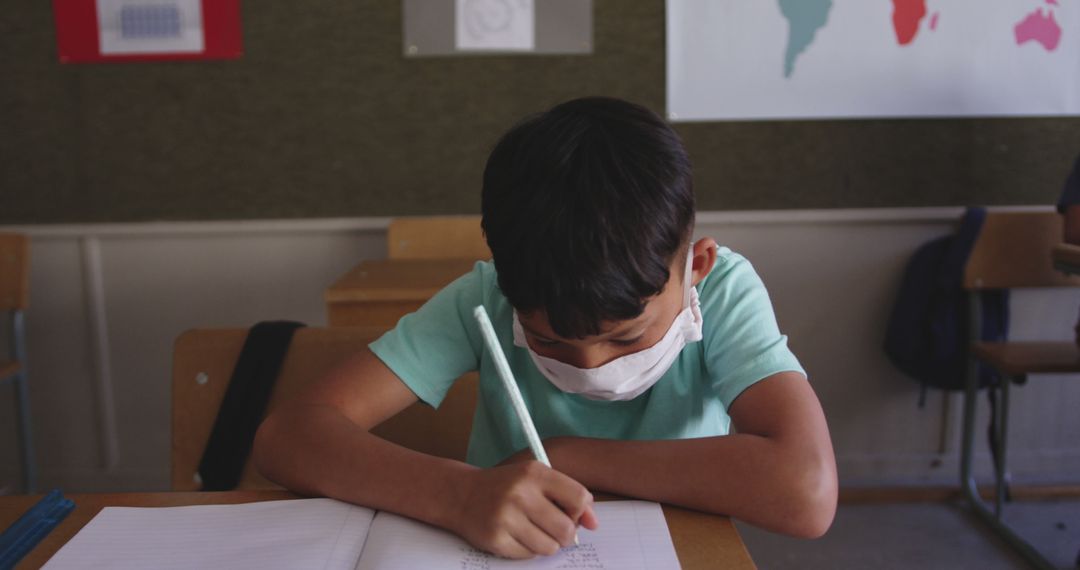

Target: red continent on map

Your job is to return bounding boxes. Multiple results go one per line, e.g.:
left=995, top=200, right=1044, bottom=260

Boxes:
left=892, top=0, right=928, bottom=45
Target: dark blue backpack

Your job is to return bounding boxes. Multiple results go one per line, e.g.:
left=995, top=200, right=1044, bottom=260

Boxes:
left=883, top=207, right=1009, bottom=405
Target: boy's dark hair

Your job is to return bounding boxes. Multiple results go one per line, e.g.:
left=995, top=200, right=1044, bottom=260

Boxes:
left=481, top=96, right=695, bottom=338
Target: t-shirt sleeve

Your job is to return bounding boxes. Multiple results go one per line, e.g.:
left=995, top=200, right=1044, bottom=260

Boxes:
left=368, top=261, right=488, bottom=408
left=699, top=251, right=805, bottom=409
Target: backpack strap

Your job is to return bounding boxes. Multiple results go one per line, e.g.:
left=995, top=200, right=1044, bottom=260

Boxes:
left=197, top=320, right=305, bottom=491
left=938, top=206, right=987, bottom=289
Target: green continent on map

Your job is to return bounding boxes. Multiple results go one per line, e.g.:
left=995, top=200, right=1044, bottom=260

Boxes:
left=778, top=0, right=833, bottom=78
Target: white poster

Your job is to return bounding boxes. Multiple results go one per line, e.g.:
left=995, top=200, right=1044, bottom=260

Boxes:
left=455, top=0, right=535, bottom=51
left=667, top=0, right=1079, bottom=121
left=96, top=0, right=204, bottom=55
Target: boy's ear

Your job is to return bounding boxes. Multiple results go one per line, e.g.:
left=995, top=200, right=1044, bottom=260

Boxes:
left=690, top=237, right=718, bottom=286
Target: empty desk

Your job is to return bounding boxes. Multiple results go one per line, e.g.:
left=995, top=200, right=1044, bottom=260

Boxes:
left=325, top=258, right=477, bottom=327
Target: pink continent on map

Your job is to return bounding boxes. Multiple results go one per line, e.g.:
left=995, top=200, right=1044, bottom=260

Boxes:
left=1014, top=9, right=1062, bottom=51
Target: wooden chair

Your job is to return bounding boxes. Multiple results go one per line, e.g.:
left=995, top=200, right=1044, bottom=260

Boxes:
left=386, top=215, right=490, bottom=260
left=960, top=211, right=1080, bottom=569
left=172, top=327, right=479, bottom=491
left=0, top=233, right=35, bottom=493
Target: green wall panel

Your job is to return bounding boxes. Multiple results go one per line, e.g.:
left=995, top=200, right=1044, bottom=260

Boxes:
left=1, top=1, right=1076, bottom=223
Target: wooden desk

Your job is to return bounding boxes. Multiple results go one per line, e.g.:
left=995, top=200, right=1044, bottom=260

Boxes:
left=1, top=491, right=756, bottom=569
left=325, top=258, right=478, bottom=327
left=1053, top=242, right=1080, bottom=276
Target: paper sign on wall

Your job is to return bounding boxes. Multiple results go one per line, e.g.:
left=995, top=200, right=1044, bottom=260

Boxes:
left=96, top=0, right=204, bottom=55
left=53, top=0, right=241, bottom=63
left=454, top=0, right=535, bottom=51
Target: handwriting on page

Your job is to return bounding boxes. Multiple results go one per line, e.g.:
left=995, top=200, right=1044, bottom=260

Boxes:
left=459, top=546, right=491, bottom=570
left=555, top=544, right=603, bottom=569
left=456, top=543, right=605, bottom=569
left=356, top=501, right=679, bottom=570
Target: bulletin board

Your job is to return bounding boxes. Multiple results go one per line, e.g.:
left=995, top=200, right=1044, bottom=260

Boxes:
left=1, top=1, right=1078, bottom=223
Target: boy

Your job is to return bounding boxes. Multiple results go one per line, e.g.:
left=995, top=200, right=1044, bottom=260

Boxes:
left=253, top=97, right=837, bottom=559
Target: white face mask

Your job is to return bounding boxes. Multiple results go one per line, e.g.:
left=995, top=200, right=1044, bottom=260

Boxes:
left=511, top=248, right=704, bottom=401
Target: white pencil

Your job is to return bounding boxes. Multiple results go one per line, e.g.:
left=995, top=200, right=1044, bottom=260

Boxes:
left=473, top=305, right=550, bottom=465
left=473, top=305, right=580, bottom=545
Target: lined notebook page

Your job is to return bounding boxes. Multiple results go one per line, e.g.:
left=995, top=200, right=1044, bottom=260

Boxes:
left=43, top=498, right=375, bottom=570
left=355, top=500, right=681, bottom=570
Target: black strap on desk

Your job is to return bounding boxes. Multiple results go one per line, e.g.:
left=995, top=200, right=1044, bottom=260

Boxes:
left=197, top=320, right=305, bottom=491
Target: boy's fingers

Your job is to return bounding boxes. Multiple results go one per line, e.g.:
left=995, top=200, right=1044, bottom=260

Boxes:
left=510, top=516, right=564, bottom=558
left=526, top=497, right=581, bottom=548
left=489, top=532, right=535, bottom=560
left=540, top=471, right=594, bottom=521
left=578, top=504, right=600, bottom=530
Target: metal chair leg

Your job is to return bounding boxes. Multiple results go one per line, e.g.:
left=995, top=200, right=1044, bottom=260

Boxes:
left=962, top=294, right=1055, bottom=569
left=11, top=310, right=36, bottom=493
left=960, top=364, right=1053, bottom=568
left=13, top=372, right=37, bottom=493
left=992, top=384, right=1005, bottom=518
left=960, top=350, right=985, bottom=511
left=993, top=375, right=1017, bottom=517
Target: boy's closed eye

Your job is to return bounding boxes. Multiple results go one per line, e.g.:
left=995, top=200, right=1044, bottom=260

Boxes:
left=529, top=335, right=561, bottom=347
left=528, top=333, right=646, bottom=348
left=610, top=334, right=645, bottom=347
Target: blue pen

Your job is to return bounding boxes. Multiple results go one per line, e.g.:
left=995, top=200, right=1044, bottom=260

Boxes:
left=0, top=495, right=74, bottom=568
left=0, top=489, right=63, bottom=554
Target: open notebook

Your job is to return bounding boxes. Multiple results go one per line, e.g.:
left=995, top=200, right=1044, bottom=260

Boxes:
left=43, top=498, right=681, bottom=569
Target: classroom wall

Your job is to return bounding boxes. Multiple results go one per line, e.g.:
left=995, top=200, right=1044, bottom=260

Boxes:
left=2, top=208, right=1078, bottom=492
left=3, top=2, right=1079, bottom=492
left=2, top=1, right=1080, bottom=224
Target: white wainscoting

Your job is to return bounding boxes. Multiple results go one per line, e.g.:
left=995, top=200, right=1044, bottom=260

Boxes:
left=1, top=208, right=1077, bottom=492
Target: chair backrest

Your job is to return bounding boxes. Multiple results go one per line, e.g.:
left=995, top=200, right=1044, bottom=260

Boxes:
left=172, top=327, right=479, bottom=491
left=963, top=211, right=1080, bottom=290
left=387, top=216, right=490, bottom=260
left=0, top=233, right=29, bottom=311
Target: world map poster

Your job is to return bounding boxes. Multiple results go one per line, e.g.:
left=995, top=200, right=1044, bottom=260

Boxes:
left=667, top=0, right=1077, bottom=121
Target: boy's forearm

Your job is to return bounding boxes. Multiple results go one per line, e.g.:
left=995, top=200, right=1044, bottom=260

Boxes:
left=253, top=404, right=476, bottom=530
left=546, top=434, right=836, bottom=538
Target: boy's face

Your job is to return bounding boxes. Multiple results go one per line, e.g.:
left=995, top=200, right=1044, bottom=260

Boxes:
left=516, top=238, right=717, bottom=369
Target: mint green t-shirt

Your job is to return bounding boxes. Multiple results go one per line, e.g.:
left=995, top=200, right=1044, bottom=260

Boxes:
left=369, top=247, right=804, bottom=468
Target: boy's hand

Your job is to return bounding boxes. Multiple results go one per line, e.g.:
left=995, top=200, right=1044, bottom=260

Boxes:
left=452, top=461, right=599, bottom=559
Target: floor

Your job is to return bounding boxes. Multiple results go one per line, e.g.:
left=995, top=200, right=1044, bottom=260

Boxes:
left=736, top=499, right=1080, bottom=569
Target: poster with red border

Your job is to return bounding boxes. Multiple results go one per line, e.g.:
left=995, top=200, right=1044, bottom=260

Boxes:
left=53, top=0, right=241, bottom=63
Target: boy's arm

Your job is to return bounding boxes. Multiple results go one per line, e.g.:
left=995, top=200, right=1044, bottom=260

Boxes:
left=252, top=348, right=596, bottom=559
left=538, top=371, right=837, bottom=538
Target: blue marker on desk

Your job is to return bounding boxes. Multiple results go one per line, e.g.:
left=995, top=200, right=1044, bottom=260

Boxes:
left=0, top=489, right=75, bottom=568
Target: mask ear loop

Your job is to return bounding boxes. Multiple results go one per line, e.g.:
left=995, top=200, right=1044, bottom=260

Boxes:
left=682, top=241, right=696, bottom=309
